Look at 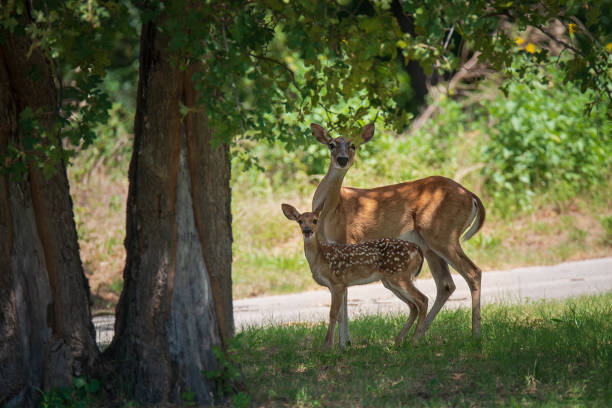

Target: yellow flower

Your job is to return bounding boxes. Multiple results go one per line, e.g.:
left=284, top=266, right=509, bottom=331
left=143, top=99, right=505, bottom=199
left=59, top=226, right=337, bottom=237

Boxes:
left=515, top=37, right=524, bottom=45
left=568, top=23, right=577, bottom=35
left=606, top=43, right=612, bottom=52
left=525, top=43, right=536, bottom=53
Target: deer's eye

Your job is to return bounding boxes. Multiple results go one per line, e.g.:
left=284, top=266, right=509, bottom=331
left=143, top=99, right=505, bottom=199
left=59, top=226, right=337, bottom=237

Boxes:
left=298, top=220, right=303, bottom=224
left=328, top=142, right=335, bottom=149
left=313, top=219, right=318, bottom=224
left=349, top=143, right=356, bottom=150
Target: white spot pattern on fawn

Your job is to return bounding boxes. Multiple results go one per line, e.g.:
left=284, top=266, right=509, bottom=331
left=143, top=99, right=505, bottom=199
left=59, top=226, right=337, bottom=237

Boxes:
left=320, top=238, right=422, bottom=277
left=282, top=204, right=430, bottom=347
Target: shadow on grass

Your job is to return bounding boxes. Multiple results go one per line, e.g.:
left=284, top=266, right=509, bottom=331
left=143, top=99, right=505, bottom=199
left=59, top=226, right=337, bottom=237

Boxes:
left=232, top=294, right=612, bottom=407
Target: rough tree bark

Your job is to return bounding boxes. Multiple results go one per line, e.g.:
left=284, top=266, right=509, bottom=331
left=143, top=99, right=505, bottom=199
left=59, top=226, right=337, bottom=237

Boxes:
left=0, top=24, right=98, bottom=407
left=103, top=12, right=234, bottom=405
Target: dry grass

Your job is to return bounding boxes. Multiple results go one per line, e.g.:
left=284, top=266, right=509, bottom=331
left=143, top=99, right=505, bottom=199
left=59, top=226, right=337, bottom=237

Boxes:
left=69, top=167, right=128, bottom=310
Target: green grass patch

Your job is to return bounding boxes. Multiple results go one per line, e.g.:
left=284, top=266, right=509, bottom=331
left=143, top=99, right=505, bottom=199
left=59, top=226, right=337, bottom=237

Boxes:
left=233, top=250, right=313, bottom=297
left=231, top=294, right=612, bottom=407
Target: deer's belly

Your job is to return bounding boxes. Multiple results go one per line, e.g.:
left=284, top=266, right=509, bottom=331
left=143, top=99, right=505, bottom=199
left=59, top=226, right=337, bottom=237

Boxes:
left=346, top=270, right=381, bottom=287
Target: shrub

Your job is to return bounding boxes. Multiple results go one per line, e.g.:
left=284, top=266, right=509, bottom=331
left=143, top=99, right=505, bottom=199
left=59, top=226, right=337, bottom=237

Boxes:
left=480, top=66, right=612, bottom=212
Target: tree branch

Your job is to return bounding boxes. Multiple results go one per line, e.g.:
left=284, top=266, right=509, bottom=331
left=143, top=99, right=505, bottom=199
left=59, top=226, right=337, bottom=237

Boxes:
left=249, top=53, right=297, bottom=86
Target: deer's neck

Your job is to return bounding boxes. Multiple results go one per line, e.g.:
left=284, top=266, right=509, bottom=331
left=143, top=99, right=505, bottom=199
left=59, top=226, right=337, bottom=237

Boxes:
left=303, top=235, right=331, bottom=283
left=313, top=164, right=347, bottom=216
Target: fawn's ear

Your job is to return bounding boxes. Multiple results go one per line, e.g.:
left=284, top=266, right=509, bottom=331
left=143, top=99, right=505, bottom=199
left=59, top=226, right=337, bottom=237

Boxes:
left=311, top=123, right=331, bottom=145
left=281, top=203, right=301, bottom=221
left=360, top=123, right=375, bottom=144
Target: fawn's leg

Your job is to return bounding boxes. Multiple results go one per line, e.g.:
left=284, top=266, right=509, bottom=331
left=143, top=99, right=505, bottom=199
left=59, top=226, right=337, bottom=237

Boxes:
left=382, top=279, right=418, bottom=346
left=323, top=285, right=344, bottom=350
left=337, top=288, right=351, bottom=348
left=385, top=277, right=428, bottom=345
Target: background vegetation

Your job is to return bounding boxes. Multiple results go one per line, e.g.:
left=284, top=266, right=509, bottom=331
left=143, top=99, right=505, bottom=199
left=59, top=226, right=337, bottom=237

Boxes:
left=71, top=59, right=612, bottom=307
left=70, top=59, right=611, bottom=307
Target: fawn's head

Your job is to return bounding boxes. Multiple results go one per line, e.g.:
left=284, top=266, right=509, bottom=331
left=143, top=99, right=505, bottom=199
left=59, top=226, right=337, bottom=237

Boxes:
left=311, top=123, right=375, bottom=170
left=282, top=203, right=320, bottom=240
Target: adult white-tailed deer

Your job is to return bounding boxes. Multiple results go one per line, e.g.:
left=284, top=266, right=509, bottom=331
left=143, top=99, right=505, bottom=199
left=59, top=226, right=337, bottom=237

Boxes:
left=311, top=123, right=485, bottom=346
left=282, top=203, right=427, bottom=348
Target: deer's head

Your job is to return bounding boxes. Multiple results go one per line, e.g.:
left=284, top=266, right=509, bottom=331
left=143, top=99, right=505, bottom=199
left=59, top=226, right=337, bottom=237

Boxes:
left=311, top=123, right=375, bottom=170
left=282, top=203, right=322, bottom=240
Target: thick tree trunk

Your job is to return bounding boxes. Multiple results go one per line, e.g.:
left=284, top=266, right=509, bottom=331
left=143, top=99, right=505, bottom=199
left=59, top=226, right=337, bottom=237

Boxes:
left=104, top=16, right=233, bottom=405
left=0, top=27, right=98, bottom=407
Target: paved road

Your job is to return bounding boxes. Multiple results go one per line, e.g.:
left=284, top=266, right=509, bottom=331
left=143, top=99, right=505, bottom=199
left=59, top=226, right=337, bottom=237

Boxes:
left=94, top=257, right=612, bottom=345
left=233, top=257, right=612, bottom=329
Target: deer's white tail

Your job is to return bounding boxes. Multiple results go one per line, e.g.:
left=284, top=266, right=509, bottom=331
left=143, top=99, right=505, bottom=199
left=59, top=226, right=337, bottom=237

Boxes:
left=462, top=195, right=486, bottom=241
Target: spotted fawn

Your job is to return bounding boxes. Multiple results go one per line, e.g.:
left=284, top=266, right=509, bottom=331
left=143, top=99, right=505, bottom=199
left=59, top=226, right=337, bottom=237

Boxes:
left=282, top=203, right=429, bottom=349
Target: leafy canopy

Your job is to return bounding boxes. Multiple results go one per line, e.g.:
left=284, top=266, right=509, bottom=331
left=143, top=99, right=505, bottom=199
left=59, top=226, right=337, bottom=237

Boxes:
left=1, top=0, right=610, bottom=174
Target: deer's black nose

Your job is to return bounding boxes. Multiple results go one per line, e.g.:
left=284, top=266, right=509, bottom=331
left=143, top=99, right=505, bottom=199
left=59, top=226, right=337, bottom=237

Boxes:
left=336, top=156, right=349, bottom=167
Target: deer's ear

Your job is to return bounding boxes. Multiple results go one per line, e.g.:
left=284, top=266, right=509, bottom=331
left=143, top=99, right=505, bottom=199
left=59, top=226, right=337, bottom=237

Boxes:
left=311, top=123, right=331, bottom=145
left=360, top=123, right=375, bottom=144
left=313, top=199, right=325, bottom=217
left=281, top=203, right=300, bottom=221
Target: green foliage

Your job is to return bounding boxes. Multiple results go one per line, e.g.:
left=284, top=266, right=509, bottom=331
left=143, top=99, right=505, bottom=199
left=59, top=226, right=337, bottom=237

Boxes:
left=156, top=0, right=417, bottom=157
left=180, top=388, right=196, bottom=407
left=602, top=215, right=612, bottom=245
left=1, top=0, right=136, bottom=177
left=39, top=377, right=100, bottom=408
left=202, top=345, right=249, bottom=405
left=403, top=0, right=612, bottom=108
left=481, top=63, right=612, bottom=211
left=4, top=0, right=611, bottom=177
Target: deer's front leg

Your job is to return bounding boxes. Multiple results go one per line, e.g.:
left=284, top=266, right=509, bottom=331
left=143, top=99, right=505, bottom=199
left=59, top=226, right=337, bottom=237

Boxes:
left=337, top=288, right=351, bottom=348
left=323, top=285, right=344, bottom=350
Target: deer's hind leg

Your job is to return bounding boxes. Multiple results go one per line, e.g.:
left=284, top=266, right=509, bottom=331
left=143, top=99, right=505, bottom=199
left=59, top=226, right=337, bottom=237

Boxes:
left=424, top=236, right=482, bottom=337
left=421, top=249, right=455, bottom=335
left=382, top=278, right=428, bottom=346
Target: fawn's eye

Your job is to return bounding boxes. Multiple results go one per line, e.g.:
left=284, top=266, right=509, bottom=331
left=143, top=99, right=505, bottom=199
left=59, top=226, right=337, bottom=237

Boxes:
left=328, top=142, right=335, bottom=149
left=298, top=220, right=303, bottom=224
left=349, top=143, right=356, bottom=150
left=313, top=219, right=318, bottom=224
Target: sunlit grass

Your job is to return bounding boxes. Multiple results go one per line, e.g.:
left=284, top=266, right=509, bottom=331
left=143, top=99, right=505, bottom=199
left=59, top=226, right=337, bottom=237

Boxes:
left=232, top=294, right=612, bottom=407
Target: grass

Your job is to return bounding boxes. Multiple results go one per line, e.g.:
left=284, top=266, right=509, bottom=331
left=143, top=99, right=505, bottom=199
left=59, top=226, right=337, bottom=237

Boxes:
left=230, top=293, right=612, bottom=407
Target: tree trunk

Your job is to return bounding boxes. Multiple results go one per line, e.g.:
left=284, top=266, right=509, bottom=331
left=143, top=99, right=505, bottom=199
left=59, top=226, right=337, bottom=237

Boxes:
left=0, top=27, right=98, bottom=407
left=103, top=15, right=234, bottom=405
left=390, top=0, right=434, bottom=109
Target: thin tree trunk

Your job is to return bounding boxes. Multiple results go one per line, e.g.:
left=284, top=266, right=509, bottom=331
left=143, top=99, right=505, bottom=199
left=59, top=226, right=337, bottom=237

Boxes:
left=104, top=14, right=233, bottom=405
left=390, top=0, right=437, bottom=110
left=0, top=25, right=98, bottom=407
